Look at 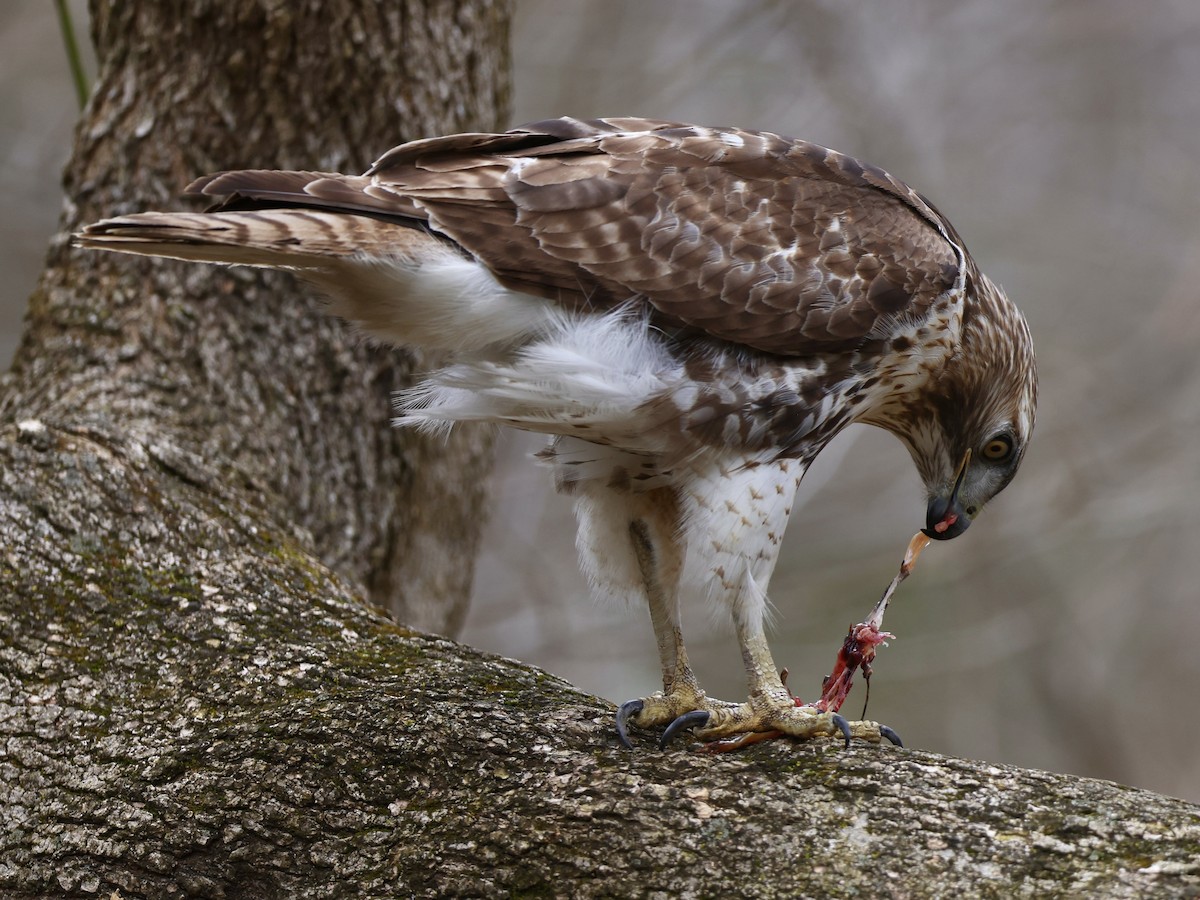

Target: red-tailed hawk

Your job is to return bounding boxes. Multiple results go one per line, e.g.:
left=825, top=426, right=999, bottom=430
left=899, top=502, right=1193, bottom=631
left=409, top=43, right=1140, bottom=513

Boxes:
left=79, top=117, right=1037, bottom=749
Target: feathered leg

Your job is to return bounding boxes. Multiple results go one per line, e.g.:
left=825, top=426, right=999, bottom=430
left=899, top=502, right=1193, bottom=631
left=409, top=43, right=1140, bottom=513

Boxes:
left=616, top=488, right=751, bottom=746
left=656, top=457, right=897, bottom=749
left=564, top=477, right=732, bottom=748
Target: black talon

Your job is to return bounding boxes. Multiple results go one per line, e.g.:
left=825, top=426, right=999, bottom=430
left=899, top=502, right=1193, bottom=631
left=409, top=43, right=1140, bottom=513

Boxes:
left=879, top=725, right=903, bottom=747
left=831, top=713, right=852, bottom=749
left=615, top=699, right=645, bottom=750
left=659, top=710, right=710, bottom=750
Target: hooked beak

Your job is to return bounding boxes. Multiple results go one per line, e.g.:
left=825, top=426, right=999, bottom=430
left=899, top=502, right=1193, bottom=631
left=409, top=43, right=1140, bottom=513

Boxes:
left=923, top=449, right=972, bottom=541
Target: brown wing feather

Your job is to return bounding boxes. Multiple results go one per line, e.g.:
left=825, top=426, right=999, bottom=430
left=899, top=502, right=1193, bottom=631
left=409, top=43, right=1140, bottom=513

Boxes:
left=368, top=118, right=966, bottom=355
left=189, top=170, right=429, bottom=223
left=187, top=117, right=967, bottom=356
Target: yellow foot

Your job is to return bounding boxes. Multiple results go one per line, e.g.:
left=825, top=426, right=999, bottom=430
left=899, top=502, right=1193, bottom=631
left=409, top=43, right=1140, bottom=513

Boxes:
left=658, top=689, right=903, bottom=751
left=615, top=689, right=741, bottom=750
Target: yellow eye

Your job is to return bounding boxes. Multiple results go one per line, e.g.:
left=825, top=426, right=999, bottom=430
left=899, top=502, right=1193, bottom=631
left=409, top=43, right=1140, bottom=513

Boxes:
left=982, top=435, right=1014, bottom=462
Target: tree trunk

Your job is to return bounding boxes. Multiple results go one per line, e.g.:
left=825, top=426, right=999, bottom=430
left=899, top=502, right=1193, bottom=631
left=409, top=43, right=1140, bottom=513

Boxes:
left=2, top=1, right=1199, bottom=897
left=6, top=0, right=511, bottom=634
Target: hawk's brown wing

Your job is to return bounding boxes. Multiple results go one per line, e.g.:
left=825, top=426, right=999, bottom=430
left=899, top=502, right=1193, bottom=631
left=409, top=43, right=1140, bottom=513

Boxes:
left=193, top=117, right=966, bottom=356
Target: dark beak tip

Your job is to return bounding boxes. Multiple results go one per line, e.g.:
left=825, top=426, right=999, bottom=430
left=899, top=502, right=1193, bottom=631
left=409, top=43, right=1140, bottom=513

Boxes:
left=921, top=519, right=970, bottom=541
left=924, top=497, right=971, bottom=541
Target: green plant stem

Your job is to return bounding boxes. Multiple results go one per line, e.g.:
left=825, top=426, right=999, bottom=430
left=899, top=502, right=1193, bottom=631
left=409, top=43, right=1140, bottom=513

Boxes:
left=55, top=0, right=89, bottom=109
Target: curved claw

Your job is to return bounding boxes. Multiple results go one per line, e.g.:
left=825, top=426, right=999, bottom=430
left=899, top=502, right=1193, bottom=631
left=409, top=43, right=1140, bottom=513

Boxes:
left=615, top=699, right=645, bottom=750
left=659, top=709, right=711, bottom=750
left=831, top=713, right=851, bottom=749
left=879, top=724, right=903, bottom=747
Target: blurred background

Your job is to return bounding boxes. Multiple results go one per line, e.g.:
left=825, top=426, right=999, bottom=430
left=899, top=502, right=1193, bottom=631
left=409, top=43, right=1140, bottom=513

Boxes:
left=4, top=1, right=1200, bottom=803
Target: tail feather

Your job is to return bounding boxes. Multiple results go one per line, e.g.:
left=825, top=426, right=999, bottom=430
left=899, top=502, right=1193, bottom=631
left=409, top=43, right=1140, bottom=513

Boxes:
left=76, top=209, right=441, bottom=269
left=186, top=169, right=426, bottom=222
left=74, top=168, right=560, bottom=354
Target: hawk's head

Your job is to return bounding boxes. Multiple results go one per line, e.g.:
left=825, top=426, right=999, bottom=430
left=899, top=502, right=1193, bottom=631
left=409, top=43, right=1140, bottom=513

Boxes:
left=905, top=275, right=1037, bottom=541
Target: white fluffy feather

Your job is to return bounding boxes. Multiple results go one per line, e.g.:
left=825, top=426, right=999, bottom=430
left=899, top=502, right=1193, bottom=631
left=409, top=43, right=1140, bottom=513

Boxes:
left=397, top=304, right=684, bottom=450
left=678, top=456, right=805, bottom=625
left=322, top=251, right=560, bottom=353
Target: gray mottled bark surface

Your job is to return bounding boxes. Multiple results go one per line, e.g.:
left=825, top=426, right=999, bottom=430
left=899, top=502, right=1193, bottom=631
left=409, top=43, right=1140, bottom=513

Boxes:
left=2, top=1, right=1200, bottom=897
left=1, top=422, right=1198, bottom=897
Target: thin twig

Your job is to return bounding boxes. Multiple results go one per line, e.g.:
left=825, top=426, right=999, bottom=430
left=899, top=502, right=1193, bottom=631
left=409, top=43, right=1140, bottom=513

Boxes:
left=54, top=0, right=89, bottom=109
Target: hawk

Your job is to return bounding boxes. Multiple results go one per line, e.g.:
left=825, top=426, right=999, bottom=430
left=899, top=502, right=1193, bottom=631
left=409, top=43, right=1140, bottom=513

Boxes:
left=79, top=117, right=1037, bottom=749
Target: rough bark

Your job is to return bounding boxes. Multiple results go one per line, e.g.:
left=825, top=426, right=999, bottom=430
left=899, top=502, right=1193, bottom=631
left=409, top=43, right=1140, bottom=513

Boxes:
left=2, top=0, right=1200, bottom=897
left=1, top=423, right=1199, bottom=896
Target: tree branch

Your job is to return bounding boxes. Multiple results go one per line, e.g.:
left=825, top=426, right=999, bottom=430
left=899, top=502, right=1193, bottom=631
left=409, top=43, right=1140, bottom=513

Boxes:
left=2, top=418, right=1198, bottom=895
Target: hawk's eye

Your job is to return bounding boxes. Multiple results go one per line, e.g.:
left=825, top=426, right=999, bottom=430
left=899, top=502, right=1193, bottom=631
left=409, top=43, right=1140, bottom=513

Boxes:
left=981, top=435, right=1014, bottom=462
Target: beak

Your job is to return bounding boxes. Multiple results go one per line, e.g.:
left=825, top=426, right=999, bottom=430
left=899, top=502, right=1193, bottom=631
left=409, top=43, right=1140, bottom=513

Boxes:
left=923, top=448, right=972, bottom=541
